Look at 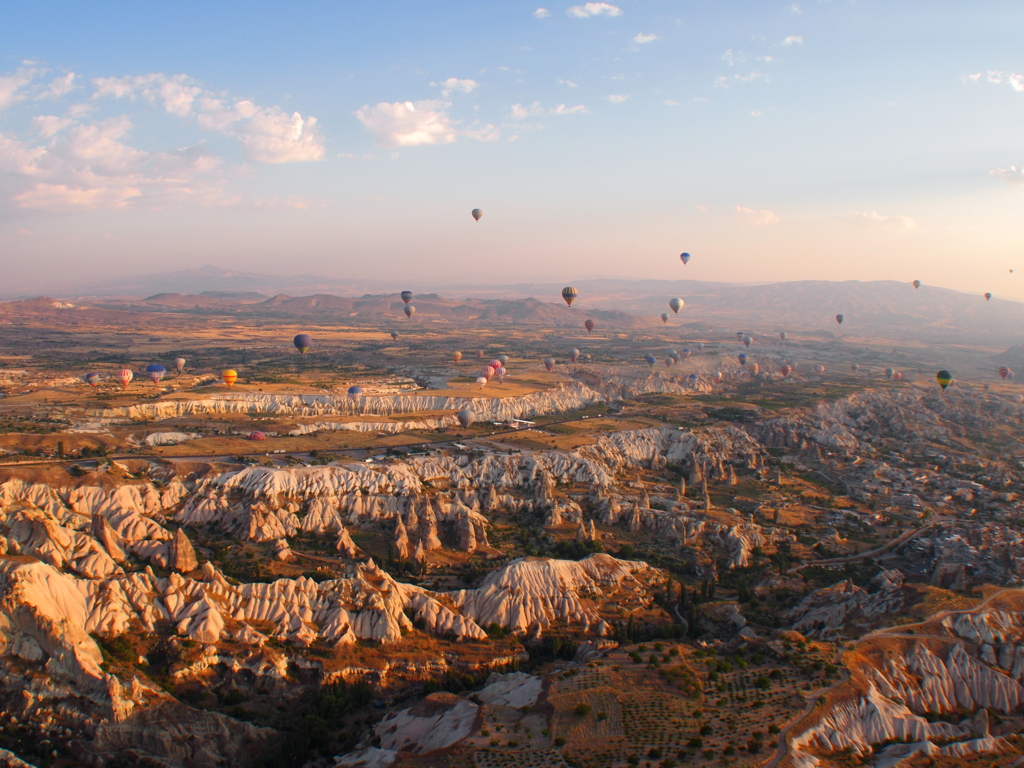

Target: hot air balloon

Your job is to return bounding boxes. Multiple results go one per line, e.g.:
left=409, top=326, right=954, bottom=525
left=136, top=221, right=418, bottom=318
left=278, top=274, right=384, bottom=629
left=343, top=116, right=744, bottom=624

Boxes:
left=544, top=357, right=555, bottom=372
left=836, top=314, right=844, bottom=325
left=669, top=298, right=684, bottom=315
left=146, top=364, right=166, bottom=384
left=584, top=319, right=596, bottom=333
left=738, top=353, right=748, bottom=365
left=884, top=367, right=895, bottom=380
left=174, top=358, right=186, bottom=374
left=293, top=334, right=312, bottom=354
left=222, top=369, right=238, bottom=387
left=457, top=408, right=475, bottom=428
left=347, top=385, right=363, bottom=401
left=892, top=372, right=903, bottom=381
left=561, top=287, right=578, bottom=307
left=680, top=252, right=691, bottom=265
left=249, top=431, right=266, bottom=441
left=498, top=355, right=509, bottom=365
left=815, top=364, right=826, bottom=375
left=391, top=331, right=400, bottom=341
left=743, top=336, right=752, bottom=348
left=583, top=353, right=592, bottom=361
left=750, top=363, right=760, bottom=375
left=780, top=364, right=793, bottom=378
left=936, top=370, right=953, bottom=390
left=477, top=350, right=485, bottom=359
left=118, top=369, right=133, bottom=388
left=851, top=363, right=859, bottom=373
left=984, top=293, right=992, bottom=301
left=483, top=366, right=496, bottom=380
left=497, top=366, right=507, bottom=383
left=682, top=348, right=692, bottom=359
left=1016, top=394, right=1024, bottom=404
left=1000, top=366, right=1011, bottom=380
left=736, top=332, right=745, bottom=342
left=779, top=331, right=787, bottom=341
left=661, top=313, right=669, bottom=324
left=404, top=305, right=415, bottom=319
left=401, top=291, right=413, bottom=304
left=664, top=357, right=674, bottom=368
left=84, top=372, right=101, bottom=387
left=644, top=354, right=657, bottom=368
left=471, top=209, right=482, bottom=222
left=687, top=373, right=699, bottom=385
left=488, top=359, right=502, bottom=371
left=569, top=348, right=580, bottom=363
left=696, top=342, right=704, bottom=351
left=713, top=371, right=723, bottom=383
left=452, top=351, right=462, bottom=363
left=912, top=280, right=921, bottom=289
left=476, top=377, right=488, bottom=388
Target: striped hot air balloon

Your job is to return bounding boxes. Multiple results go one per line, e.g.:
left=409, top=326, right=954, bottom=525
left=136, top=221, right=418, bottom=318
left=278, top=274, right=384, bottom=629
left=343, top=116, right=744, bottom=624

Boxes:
left=561, top=286, right=578, bottom=306
left=118, top=369, right=133, bottom=388
left=222, top=369, right=238, bottom=388
left=584, top=319, right=596, bottom=333
left=294, top=334, right=312, bottom=354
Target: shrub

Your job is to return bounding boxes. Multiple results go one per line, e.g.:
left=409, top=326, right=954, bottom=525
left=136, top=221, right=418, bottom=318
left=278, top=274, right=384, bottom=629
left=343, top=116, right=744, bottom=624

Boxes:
left=574, top=703, right=592, bottom=717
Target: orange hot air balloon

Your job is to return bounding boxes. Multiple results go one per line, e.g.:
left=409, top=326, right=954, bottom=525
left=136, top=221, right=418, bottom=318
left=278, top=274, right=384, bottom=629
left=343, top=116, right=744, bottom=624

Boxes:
left=452, top=351, right=462, bottom=363
left=222, top=369, right=238, bottom=387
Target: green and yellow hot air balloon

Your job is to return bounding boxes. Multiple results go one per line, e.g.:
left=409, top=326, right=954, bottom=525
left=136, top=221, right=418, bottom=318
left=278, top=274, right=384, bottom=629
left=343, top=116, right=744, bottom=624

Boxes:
left=936, top=370, right=953, bottom=390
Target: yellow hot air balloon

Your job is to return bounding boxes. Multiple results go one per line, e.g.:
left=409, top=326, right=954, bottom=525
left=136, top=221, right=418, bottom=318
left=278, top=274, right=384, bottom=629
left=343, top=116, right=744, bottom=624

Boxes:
left=222, top=369, right=238, bottom=388
left=935, top=370, right=953, bottom=390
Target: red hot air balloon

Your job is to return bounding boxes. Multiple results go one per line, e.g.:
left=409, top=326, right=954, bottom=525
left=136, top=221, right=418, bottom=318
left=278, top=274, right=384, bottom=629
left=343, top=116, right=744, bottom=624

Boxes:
left=249, top=431, right=267, bottom=441
left=489, top=359, right=502, bottom=371
left=780, top=364, right=793, bottom=378
left=892, top=372, right=903, bottom=381
left=118, top=368, right=133, bottom=388
left=999, top=366, right=1011, bottom=380
left=483, top=366, right=496, bottom=380
left=584, top=319, right=596, bottom=333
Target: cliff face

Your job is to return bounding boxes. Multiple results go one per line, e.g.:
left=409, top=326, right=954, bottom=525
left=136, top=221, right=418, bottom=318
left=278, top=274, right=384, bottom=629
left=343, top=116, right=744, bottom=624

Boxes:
left=786, top=594, right=1024, bottom=768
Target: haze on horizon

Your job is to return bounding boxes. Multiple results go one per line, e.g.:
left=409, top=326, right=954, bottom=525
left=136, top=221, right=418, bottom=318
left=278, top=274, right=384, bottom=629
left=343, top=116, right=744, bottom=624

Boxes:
left=1, top=1, right=1022, bottom=299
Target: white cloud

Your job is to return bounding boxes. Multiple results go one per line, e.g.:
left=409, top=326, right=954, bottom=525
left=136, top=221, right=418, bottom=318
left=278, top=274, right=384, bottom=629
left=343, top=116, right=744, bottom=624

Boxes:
left=965, top=70, right=1024, bottom=93
left=990, top=166, right=1024, bottom=184
left=233, top=108, right=324, bottom=163
left=508, top=101, right=589, bottom=119
left=715, top=72, right=768, bottom=88
left=736, top=206, right=780, bottom=226
left=32, top=115, right=74, bottom=138
left=0, top=117, right=229, bottom=210
left=842, top=212, right=916, bottom=230
left=558, top=79, right=578, bottom=88
left=437, top=78, right=479, bottom=97
left=663, top=99, right=679, bottom=106
left=632, top=33, right=659, bottom=44
left=782, top=35, right=803, bottom=46
left=356, top=100, right=457, bottom=147
left=534, top=7, right=551, bottom=18
left=566, top=3, right=622, bottom=18
left=750, top=110, right=762, bottom=117
left=721, top=49, right=745, bottom=67
left=14, top=182, right=141, bottom=209
left=41, top=73, right=76, bottom=100
left=790, top=4, right=802, bottom=13
left=605, top=94, right=629, bottom=103
left=549, top=103, right=590, bottom=115
left=93, top=72, right=324, bottom=163
left=16, top=228, right=32, bottom=235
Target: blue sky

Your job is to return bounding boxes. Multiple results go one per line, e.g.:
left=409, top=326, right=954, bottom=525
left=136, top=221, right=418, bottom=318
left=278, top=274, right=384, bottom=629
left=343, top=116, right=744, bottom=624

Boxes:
left=1, top=1, right=1023, bottom=297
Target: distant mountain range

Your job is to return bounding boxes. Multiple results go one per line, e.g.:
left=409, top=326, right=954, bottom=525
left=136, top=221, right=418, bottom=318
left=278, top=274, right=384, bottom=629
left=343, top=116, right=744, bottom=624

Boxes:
left=5, top=265, right=1022, bottom=346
